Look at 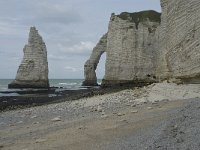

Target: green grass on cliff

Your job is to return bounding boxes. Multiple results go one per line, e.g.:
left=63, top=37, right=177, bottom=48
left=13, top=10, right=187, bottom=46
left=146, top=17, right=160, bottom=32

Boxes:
left=117, top=10, right=161, bottom=29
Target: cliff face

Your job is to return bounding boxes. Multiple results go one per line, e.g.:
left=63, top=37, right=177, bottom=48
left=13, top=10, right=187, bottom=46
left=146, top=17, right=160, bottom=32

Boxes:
left=83, top=10, right=161, bottom=86
left=103, top=11, right=160, bottom=85
left=8, top=27, right=49, bottom=89
left=158, top=0, right=200, bottom=83
left=84, top=0, right=200, bottom=86
left=82, top=33, right=107, bottom=86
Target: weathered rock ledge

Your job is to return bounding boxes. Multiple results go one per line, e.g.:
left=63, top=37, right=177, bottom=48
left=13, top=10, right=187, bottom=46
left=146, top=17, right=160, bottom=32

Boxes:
left=8, top=80, right=49, bottom=89
left=8, top=27, right=49, bottom=89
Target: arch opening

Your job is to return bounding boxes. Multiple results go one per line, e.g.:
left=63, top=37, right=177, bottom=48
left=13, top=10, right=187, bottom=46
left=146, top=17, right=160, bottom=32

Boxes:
left=82, top=33, right=107, bottom=86
left=96, top=52, right=106, bottom=85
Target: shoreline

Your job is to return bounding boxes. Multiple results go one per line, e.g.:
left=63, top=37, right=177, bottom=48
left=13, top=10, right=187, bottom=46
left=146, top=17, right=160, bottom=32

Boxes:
left=0, top=86, right=133, bottom=112
left=0, top=84, right=199, bottom=149
left=0, top=82, right=200, bottom=149
left=1, top=82, right=200, bottom=112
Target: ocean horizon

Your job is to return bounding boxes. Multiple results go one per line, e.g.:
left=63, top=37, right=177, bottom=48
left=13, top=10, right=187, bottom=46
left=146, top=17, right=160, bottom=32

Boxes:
left=0, top=79, right=102, bottom=91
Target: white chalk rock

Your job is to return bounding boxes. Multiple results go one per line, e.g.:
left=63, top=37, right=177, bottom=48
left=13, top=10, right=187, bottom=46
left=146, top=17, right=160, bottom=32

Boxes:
left=9, top=27, right=49, bottom=89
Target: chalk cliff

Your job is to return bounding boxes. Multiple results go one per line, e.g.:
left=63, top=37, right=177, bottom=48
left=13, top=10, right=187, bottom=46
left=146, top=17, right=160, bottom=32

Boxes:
left=157, top=0, right=200, bottom=83
left=84, top=0, right=200, bottom=86
left=8, top=27, right=49, bottom=89
left=102, top=11, right=161, bottom=86
left=82, top=33, right=107, bottom=86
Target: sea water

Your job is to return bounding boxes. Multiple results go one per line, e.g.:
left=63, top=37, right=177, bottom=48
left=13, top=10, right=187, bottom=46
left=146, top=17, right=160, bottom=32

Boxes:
left=0, top=79, right=102, bottom=91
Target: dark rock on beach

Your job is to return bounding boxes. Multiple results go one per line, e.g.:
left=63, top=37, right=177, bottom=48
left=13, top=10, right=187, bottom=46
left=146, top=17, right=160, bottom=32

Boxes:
left=0, top=86, right=130, bottom=111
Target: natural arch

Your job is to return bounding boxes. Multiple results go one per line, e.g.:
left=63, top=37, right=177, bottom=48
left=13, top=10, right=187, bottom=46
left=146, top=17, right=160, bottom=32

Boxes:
left=82, top=33, right=107, bottom=86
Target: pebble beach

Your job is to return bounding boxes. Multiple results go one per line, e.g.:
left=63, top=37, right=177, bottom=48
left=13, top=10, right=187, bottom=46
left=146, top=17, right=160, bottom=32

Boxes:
left=1, top=82, right=200, bottom=149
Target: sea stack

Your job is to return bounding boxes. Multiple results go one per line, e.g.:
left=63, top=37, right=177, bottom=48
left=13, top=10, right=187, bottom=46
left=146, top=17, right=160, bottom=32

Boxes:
left=8, top=27, right=49, bottom=89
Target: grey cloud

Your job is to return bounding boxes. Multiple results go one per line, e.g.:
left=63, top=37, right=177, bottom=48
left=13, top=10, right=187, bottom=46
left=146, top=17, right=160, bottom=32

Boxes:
left=48, top=54, right=67, bottom=61
left=0, top=0, right=82, bottom=27
left=57, top=41, right=95, bottom=56
left=34, top=10, right=82, bottom=25
left=64, top=66, right=83, bottom=72
left=19, top=9, right=82, bottom=27
left=35, top=1, right=82, bottom=25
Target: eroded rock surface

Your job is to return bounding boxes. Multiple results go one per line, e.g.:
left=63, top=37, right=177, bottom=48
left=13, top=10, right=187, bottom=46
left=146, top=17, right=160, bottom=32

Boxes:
left=158, top=0, right=200, bottom=83
left=82, top=33, right=107, bottom=86
left=84, top=0, right=200, bottom=86
left=102, top=11, right=160, bottom=86
left=8, top=27, right=49, bottom=89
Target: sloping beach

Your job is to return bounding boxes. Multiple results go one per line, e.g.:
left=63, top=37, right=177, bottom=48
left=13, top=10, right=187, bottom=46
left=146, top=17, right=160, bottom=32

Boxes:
left=1, top=0, right=200, bottom=149
left=1, top=82, right=200, bottom=150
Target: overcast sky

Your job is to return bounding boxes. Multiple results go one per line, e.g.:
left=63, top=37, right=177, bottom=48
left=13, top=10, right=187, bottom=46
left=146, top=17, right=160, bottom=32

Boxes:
left=0, top=0, right=161, bottom=79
